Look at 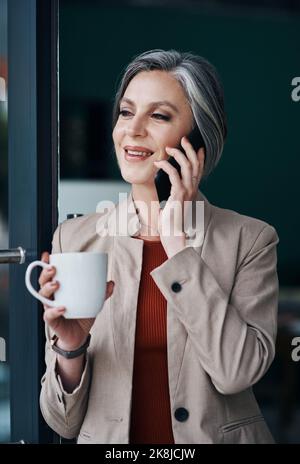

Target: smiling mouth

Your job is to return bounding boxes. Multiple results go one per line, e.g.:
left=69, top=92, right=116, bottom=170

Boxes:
left=124, top=148, right=154, bottom=157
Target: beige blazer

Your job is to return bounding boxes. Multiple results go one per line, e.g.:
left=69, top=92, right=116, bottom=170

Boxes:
left=40, top=190, right=279, bottom=444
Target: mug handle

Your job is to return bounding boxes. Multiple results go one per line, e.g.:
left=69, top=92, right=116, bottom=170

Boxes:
left=25, top=260, right=57, bottom=307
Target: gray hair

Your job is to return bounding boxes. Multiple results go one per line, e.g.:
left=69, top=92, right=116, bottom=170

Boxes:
left=112, top=49, right=227, bottom=178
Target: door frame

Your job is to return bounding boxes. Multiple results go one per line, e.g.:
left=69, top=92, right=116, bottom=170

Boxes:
left=8, top=0, right=59, bottom=443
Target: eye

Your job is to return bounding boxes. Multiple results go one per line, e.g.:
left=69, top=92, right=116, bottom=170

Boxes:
left=152, top=113, right=171, bottom=121
left=119, top=110, right=132, bottom=117
left=118, top=109, right=171, bottom=121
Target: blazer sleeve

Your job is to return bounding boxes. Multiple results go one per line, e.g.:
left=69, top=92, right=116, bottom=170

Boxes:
left=150, top=224, right=279, bottom=395
left=39, top=223, right=92, bottom=439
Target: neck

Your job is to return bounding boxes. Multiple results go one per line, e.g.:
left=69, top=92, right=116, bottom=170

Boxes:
left=132, top=183, right=161, bottom=238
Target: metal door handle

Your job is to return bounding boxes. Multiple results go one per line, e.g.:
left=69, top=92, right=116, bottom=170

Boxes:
left=0, top=247, right=26, bottom=264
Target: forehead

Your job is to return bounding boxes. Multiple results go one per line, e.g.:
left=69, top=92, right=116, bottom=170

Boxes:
left=123, top=70, right=189, bottom=106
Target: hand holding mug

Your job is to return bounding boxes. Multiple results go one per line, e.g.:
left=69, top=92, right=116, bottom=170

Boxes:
left=25, top=251, right=114, bottom=351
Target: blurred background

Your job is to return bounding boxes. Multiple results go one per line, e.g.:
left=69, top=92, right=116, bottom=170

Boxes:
left=0, top=0, right=300, bottom=443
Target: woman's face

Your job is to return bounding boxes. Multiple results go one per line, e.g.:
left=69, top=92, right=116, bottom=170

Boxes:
left=112, top=70, right=194, bottom=186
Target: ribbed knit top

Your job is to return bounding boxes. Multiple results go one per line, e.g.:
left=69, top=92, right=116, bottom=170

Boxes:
left=129, top=237, right=175, bottom=444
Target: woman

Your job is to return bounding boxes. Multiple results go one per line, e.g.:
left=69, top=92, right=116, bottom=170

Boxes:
left=39, top=49, right=279, bottom=444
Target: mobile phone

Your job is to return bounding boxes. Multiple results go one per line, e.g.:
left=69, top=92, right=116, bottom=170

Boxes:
left=154, top=126, right=205, bottom=204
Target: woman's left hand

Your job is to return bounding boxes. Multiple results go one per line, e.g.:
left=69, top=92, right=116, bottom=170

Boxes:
left=153, top=136, right=205, bottom=259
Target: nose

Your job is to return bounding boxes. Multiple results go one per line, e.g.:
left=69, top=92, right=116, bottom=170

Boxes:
left=125, top=114, right=147, bottom=137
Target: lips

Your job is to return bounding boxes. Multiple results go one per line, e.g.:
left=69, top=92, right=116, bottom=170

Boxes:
left=124, top=145, right=154, bottom=156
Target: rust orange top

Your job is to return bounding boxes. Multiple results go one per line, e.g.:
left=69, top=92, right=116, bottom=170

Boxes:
left=129, top=238, right=175, bottom=444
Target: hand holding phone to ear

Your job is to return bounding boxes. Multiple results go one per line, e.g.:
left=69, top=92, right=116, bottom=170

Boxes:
left=154, top=125, right=205, bottom=204
left=153, top=134, right=205, bottom=258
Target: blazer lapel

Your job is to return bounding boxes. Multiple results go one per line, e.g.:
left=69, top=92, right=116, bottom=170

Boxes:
left=110, top=236, right=143, bottom=382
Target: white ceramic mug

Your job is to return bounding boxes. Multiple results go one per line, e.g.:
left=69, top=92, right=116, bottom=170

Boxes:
left=25, top=252, right=108, bottom=319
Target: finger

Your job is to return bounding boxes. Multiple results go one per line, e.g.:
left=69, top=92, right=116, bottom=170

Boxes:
left=198, top=147, right=205, bottom=169
left=180, top=137, right=204, bottom=185
left=38, top=265, right=56, bottom=287
left=41, top=251, right=50, bottom=263
left=181, top=138, right=205, bottom=186
left=153, top=160, right=183, bottom=194
left=43, top=306, right=65, bottom=325
left=165, top=147, right=193, bottom=191
left=181, top=136, right=200, bottom=165
left=39, top=280, right=59, bottom=299
left=165, top=146, right=192, bottom=170
left=105, top=281, right=114, bottom=300
left=195, top=147, right=205, bottom=179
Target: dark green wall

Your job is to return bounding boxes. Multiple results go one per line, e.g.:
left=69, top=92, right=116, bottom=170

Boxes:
left=60, top=4, right=300, bottom=285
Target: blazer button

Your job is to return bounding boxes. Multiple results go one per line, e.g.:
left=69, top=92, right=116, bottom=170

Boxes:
left=174, top=407, right=189, bottom=422
left=171, top=282, right=182, bottom=293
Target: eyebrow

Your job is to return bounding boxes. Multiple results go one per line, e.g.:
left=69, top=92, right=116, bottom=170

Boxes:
left=120, top=97, right=179, bottom=113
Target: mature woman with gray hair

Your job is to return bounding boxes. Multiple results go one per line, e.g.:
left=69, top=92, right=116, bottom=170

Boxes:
left=39, top=49, right=279, bottom=444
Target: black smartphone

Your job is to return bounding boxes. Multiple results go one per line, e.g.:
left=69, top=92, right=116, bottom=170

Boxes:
left=154, top=126, right=205, bottom=204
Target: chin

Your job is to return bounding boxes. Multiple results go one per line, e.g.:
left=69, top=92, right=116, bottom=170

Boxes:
left=120, top=167, right=154, bottom=185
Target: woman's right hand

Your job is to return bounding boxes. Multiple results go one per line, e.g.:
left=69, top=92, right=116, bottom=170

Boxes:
left=38, top=251, right=114, bottom=351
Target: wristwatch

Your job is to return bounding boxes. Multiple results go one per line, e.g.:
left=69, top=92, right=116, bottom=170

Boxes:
left=51, top=334, right=91, bottom=359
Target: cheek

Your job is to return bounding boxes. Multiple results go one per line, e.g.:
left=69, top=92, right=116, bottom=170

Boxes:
left=112, top=128, right=117, bottom=145
left=112, top=124, right=123, bottom=143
